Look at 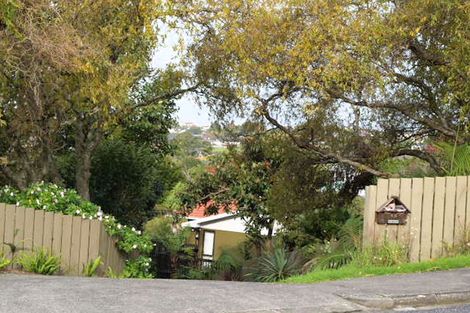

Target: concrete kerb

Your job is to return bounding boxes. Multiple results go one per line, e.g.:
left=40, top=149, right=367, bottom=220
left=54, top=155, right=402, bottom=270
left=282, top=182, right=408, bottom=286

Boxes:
left=341, top=290, right=470, bottom=310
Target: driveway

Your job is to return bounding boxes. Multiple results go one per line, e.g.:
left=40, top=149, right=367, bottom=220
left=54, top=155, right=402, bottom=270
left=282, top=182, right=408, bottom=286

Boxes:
left=1, top=268, right=470, bottom=313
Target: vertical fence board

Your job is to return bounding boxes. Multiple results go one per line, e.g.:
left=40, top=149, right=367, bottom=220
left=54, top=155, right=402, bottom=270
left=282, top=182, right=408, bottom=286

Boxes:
left=4, top=204, right=16, bottom=259
left=398, top=178, right=412, bottom=247
left=23, top=208, right=35, bottom=251
left=467, top=178, right=470, bottom=237
left=374, top=179, right=389, bottom=245
left=52, top=213, right=63, bottom=256
left=431, top=177, right=446, bottom=258
left=454, top=176, right=467, bottom=247
left=443, top=177, right=457, bottom=248
left=89, top=220, right=100, bottom=260
left=420, top=177, right=435, bottom=261
left=98, top=223, right=109, bottom=271
left=13, top=206, right=25, bottom=253
left=409, top=178, right=423, bottom=262
left=33, top=210, right=44, bottom=250
left=70, top=216, right=82, bottom=275
left=79, top=219, right=90, bottom=274
left=363, top=186, right=376, bottom=247
left=43, top=212, right=54, bottom=252
left=387, top=178, right=401, bottom=243
left=61, top=215, right=73, bottom=272
left=0, top=203, right=5, bottom=254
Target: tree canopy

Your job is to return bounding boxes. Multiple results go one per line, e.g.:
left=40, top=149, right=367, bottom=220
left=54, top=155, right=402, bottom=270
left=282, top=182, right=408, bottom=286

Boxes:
left=171, top=0, right=470, bottom=178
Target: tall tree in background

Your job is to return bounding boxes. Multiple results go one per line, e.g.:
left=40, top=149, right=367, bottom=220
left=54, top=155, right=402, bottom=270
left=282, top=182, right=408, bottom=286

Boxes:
left=172, top=0, right=470, bottom=180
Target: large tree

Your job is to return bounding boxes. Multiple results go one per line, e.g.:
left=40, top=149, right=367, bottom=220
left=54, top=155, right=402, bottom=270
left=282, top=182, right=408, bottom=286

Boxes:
left=172, top=0, right=470, bottom=178
left=0, top=1, right=186, bottom=199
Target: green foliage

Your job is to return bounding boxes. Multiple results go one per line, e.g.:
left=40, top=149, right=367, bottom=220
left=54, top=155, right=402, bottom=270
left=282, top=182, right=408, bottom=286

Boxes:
left=0, top=182, right=152, bottom=277
left=144, top=216, right=190, bottom=255
left=301, top=215, right=363, bottom=272
left=435, top=143, right=470, bottom=176
left=17, top=249, right=61, bottom=275
left=121, top=256, right=154, bottom=279
left=351, top=242, right=408, bottom=268
left=90, top=139, right=163, bottom=227
left=248, top=247, right=303, bottom=282
left=0, top=253, right=11, bottom=271
left=82, top=257, right=103, bottom=277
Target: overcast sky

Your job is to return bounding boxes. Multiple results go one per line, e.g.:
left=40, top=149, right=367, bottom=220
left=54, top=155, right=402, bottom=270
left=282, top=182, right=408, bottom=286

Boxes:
left=150, top=29, right=212, bottom=126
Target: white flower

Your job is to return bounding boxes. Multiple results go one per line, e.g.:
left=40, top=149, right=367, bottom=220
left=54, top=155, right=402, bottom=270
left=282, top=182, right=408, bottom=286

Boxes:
left=82, top=214, right=86, bottom=219
left=60, top=192, right=65, bottom=197
left=36, top=199, right=40, bottom=205
left=16, top=202, right=19, bottom=206
left=132, top=227, right=136, bottom=232
left=117, top=224, right=122, bottom=229
left=76, top=210, right=81, bottom=214
left=10, top=192, right=14, bottom=197
left=89, top=216, right=93, bottom=220
left=132, top=244, right=138, bottom=249
left=136, top=230, right=141, bottom=235
left=144, top=262, right=149, bottom=267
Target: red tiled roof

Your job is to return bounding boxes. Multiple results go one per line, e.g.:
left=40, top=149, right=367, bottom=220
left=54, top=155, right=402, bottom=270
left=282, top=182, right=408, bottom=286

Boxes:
left=188, top=200, right=237, bottom=218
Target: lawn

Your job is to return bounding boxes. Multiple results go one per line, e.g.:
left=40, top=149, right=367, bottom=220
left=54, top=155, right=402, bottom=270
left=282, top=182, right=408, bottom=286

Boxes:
left=284, top=254, right=470, bottom=284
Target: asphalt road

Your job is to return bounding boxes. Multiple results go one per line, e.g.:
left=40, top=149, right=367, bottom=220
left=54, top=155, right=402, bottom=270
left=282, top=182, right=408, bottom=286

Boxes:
left=383, top=304, right=470, bottom=312
left=1, top=269, right=470, bottom=313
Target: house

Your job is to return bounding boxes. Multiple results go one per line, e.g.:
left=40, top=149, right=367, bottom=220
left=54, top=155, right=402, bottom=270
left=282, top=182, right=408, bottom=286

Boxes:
left=182, top=202, right=280, bottom=266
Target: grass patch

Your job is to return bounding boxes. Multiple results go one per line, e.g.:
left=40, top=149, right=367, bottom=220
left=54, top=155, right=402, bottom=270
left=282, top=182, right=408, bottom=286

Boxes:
left=284, top=254, right=470, bottom=284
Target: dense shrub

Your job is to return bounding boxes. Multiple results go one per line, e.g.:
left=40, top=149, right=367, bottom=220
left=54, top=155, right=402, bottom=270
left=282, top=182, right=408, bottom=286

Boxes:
left=0, top=183, right=153, bottom=278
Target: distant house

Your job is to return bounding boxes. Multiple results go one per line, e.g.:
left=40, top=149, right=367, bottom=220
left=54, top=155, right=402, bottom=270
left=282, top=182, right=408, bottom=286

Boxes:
left=182, top=202, right=280, bottom=266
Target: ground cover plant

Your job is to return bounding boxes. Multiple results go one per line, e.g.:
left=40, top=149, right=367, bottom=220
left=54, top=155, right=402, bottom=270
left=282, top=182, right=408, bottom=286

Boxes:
left=16, top=248, right=61, bottom=275
left=284, top=254, right=470, bottom=284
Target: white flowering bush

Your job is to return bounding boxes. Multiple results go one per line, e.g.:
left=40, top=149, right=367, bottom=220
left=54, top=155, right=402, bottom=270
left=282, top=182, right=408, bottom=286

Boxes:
left=0, top=182, right=153, bottom=278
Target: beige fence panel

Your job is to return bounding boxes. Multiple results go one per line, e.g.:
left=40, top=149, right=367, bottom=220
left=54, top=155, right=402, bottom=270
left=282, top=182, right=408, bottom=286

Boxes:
left=409, top=178, right=423, bottom=262
left=374, top=179, right=389, bottom=245
left=4, top=205, right=15, bottom=259
left=364, top=175, right=470, bottom=262
left=33, top=209, right=44, bottom=249
left=0, top=203, right=5, bottom=254
left=0, top=204, right=126, bottom=277
left=398, top=178, right=412, bottom=247
left=52, top=213, right=63, bottom=256
left=431, top=177, right=445, bottom=259
left=455, top=176, right=468, bottom=247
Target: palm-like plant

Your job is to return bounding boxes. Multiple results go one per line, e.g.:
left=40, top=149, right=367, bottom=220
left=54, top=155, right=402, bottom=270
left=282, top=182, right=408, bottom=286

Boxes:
left=250, top=247, right=303, bottom=282
left=435, top=142, right=470, bottom=176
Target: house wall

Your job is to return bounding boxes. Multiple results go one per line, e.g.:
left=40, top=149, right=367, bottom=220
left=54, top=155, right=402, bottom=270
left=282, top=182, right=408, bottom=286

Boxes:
left=211, top=229, right=247, bottom=260
left=189, top=228, right=247, bottom=262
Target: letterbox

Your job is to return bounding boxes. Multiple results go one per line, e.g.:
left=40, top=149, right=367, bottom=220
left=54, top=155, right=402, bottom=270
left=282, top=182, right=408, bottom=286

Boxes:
left=376, top=196, right=410, bottom=225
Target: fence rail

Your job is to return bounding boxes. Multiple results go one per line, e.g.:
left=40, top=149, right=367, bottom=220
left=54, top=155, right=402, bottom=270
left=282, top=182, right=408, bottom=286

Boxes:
left=364, top=176, right=470, bottom=262
left=0, top=203, right=125, bottom=276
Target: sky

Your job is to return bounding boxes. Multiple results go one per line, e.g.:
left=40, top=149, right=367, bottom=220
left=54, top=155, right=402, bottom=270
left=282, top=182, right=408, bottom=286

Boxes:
left=150, top=30, right=212, bottom=126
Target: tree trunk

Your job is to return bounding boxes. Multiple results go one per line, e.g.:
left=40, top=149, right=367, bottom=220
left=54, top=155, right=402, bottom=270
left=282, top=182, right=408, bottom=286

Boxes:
left=75, top=148, right=92, bottom=200
left=74, top=119, right=101, bottom=201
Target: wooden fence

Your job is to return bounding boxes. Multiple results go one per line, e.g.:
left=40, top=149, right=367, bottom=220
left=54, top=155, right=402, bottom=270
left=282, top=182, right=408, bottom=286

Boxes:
left=0, top=203, right=125, bottom=276
left=364, top=176, right=470, bottom=262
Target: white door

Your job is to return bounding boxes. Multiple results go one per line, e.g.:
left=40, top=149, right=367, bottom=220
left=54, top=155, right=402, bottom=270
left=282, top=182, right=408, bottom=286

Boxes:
left=202, top=231, right=215, bottom=263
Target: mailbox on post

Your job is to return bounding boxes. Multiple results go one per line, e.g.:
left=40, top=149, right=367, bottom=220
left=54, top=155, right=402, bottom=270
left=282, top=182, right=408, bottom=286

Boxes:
left=376, top=196, right=410, bottom=225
